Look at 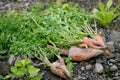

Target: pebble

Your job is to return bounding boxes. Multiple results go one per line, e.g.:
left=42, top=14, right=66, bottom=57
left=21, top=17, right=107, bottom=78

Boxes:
left=95, top=63, right=104, bottom=73
left=8, top=55, right=16, bottom=65
left=0, top=2, right=3, bottom=6
left=106, top=41, right=115, bottom=52
left=81, top=66, right=85, bottom=71
left=110, top=65, right=118, bottom=71
left=78, top=76, right=86, bottom=80
left=109, top=63, right=113, bottom=66
left=5, top=3, right=11, bottom=10
left=115, top=72, right=119, bottom=76
left=86, top=64, right=93, bottom=70
left=114, top=40, right=120, bottom=52
left=109, top=59, right=117, bottom=63
left=110, top=31, right=120, bottom=41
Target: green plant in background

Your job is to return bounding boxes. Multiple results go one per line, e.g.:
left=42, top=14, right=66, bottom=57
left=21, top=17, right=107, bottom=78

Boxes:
left=4, top=58, right=41, bottom=80
left=93, top=0, right=120, bottom=26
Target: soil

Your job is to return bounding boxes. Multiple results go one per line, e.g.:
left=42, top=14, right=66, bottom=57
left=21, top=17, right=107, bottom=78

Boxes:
left=0, top=0, right=120, bottom=80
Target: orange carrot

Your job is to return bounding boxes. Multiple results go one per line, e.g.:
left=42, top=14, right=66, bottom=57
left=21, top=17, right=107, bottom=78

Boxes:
left=36, top=54, right=72, bottom=80
left=68, top=47, right=104, bottom=61
left=93, top=32, right=107, bottom=48
left=50, top=58, right=72, bottom=80
left=82, top=37, right=100, bottom=49
left=78, top=43, right=88, bottom=48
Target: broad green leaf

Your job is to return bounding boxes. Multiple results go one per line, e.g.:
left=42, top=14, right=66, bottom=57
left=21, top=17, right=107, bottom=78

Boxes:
left=10, top=66, right=17, bottom=73
left=111, top=4, right=120, bottom=13
left=99, top=2, right=105, bottom=11
left=114, top=12, right=120, bottom=19
left=16, top=68, right=26, bottom=76
left=34, top=74, right=41, bottom=80
left=93, top=9, right=103, bottom=21
left=106, top=0, right=112, bottom=10
left=27, top=65, right=40, bottom=77
left=93, top=8, right=99, bottom=16
left=105, top=12, right=113, bottom=25
left=3, top=74, right=11, bottom=79
left=15, top=60, right=23, bottom=67
left=15, top=58, right=31, bottom=67
left=21, top=58, right=31, bottom=66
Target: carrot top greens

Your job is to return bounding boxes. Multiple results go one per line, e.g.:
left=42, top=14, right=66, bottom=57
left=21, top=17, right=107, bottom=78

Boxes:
left=0, top=3, right=95, bottom=59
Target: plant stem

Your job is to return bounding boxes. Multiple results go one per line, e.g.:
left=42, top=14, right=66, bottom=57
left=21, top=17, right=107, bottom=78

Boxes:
left=55, top=39, right=83, bottom=46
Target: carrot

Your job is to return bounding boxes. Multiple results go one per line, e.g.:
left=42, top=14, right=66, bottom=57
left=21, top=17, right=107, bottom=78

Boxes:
left=79, top=32, right=107, bottom=49
left=35, top=54, right=72, bottom=80
left=82, top=37, right=100, bottom=49
left=93, top=32, right=107, bottom=48
left=78, top=43, right=88, bottom=48
left=50, top=56, right=72, bottom=80
left=68, top=46, right=104, bottom=61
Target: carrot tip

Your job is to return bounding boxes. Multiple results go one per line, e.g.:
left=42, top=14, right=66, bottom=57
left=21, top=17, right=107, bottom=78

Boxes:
left=98, top=32, right=103, bottom=36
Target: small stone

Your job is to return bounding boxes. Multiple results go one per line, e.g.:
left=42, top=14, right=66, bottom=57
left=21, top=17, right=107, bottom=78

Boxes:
left=96, top=58, right=104, bottom=63
left=86, top=64, right=93, bottom=70
left=0, top=2, right=3, bottom=6
left=109, top=59, right=117, bottom=63
left=115, top=72, right=118, bottom=76
left=110, top=65, right=118, bottom=71
left=78, top=76, right=86, bottom=80
left=106, top=41, right=115, bottom=52
left=5, top=3, right=11, bottom=10
left=109, top=63, right=113, bottom=66
left=8, top=55, right=16, bottom=65
left=110, top=31, right=120, bottom=41
left=95, top=63, right=104, bottom=73
left=107, top=78, right=113, bottom=80
left=81, top=66, right=85, bottom=71
left=113, top=77, right=119, bottom=80
left=114, top=40, right=120, bottom=52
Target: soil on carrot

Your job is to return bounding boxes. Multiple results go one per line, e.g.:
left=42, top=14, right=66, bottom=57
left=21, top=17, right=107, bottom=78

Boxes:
left=0, top=0, right=120, bottom=80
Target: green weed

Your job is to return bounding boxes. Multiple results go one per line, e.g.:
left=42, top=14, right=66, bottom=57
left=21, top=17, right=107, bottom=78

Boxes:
left=93, top=0, right=120, bottom=26
left=4, top=58, right=41, bottom=80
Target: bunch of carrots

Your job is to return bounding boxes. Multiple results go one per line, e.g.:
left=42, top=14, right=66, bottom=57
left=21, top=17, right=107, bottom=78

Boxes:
left=36, top=32, right=112, bottom=80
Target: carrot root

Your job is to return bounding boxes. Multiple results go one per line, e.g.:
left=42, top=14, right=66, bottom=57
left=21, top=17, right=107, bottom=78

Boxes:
left=69, top=47, right=104, bottom=61
left=93, top=32, right=107, bottom=48
left=50, top=58, right=72, bottom=80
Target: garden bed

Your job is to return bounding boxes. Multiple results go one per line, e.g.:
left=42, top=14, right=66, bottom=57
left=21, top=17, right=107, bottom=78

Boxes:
left=0, top=0, right=120, bottom=80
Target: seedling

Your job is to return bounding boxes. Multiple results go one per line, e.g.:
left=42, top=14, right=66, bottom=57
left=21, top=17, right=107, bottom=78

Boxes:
left=93, top=0, right=120, bottom=26
left=4, top=58, right=41, bottom=80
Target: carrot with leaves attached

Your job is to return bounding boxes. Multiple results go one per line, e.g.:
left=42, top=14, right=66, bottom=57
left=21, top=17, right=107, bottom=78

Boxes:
left=35, top=50, right=72, bottom=80
left=78, top=32, right=107, bottom=49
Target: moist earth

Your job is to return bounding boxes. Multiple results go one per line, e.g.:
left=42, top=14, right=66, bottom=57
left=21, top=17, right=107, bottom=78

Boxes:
left=0, top=0, right=120, bottom=80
